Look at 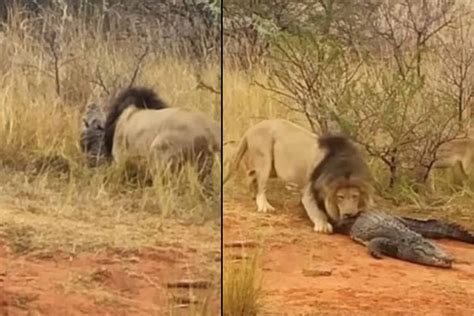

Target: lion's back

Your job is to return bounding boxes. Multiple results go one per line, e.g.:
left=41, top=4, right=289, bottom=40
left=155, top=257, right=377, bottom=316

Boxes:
left=241, top=119, right=321, bottom=188
left=114, top=107, right=219, bottom=160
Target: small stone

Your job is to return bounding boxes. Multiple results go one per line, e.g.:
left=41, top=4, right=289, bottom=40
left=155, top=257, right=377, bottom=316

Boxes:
left=302, top=268, right=333, bottom=277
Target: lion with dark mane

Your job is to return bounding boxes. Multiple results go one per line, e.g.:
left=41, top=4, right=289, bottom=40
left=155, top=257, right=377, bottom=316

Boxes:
left=306, top=135, right=374, bottom=233
left=80, top=86, right=221, bottom=189
left=224, top=118, right=374, bottom=233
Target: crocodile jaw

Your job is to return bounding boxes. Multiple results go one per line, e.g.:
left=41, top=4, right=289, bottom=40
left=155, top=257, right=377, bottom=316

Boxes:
left=403, top=240, right=454, bottom=268
left=419, top=254, right=453, bottom=268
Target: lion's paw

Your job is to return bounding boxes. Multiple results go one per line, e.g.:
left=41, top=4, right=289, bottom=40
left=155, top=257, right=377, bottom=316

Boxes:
left=257, top=203, right=275, bottom=213
left=313, top=222, right=333, bottom=234
left=256, top=195, right=275, bottom=213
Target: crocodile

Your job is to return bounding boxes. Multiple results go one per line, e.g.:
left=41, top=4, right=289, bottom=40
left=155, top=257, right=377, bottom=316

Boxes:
left=332, top=211, right=474, bottom=268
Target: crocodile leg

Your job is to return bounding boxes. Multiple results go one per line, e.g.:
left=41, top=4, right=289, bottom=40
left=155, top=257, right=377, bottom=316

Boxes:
left=367, top=237, right=399, bottom=259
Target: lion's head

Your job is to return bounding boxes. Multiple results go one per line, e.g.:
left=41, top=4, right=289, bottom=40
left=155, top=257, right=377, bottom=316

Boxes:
left=322, top=176, right=374, bottom=221
left=311, top=134, right=375, bottom=222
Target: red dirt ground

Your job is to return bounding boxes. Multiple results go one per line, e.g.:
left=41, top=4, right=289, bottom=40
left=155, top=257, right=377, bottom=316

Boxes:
left=224, top=197, right=474, bottom=315
left=0, top=240, right=220, bottom=315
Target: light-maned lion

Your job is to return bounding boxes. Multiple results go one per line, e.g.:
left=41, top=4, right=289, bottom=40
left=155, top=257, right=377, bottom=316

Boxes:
left=224, top=119, right=374, bottom=233
left=427, top=137, right=474, bottom=190
left=80, top=86, right=221, bottom=189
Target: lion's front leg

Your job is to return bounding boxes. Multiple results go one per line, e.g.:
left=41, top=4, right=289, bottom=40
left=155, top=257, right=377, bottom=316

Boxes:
left=301, top=183, right=333, bottom=234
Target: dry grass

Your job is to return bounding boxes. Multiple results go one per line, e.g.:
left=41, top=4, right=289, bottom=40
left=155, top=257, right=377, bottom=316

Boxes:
left=223, top=251, right=263, bottom=316
left=223, top=69, right=308, bottom=141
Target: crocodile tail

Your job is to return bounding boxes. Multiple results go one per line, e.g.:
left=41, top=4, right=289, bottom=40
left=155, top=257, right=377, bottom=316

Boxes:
left=400, top=217, right=474, bottom=244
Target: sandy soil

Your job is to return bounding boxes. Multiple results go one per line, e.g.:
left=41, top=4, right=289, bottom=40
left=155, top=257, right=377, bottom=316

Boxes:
left=224, top=197, right=474, bottom=315
left=0, top=240, right=220, bottom=315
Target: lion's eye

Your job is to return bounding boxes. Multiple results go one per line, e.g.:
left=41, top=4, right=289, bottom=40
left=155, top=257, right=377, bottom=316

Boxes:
left=337, top=195, right=344, bottom=200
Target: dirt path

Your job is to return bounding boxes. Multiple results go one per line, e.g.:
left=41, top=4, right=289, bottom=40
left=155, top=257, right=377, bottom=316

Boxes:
left=0, top=240, right=220, bottom=315
left=224, top=198, right=474, bottom=315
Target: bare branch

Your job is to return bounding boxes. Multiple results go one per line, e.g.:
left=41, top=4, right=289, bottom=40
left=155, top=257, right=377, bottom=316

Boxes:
left=91, top=67, right=111, bottom=95
left=44, top=31, right=61, bottom=97
left=195, top=73, right=220, bottom=95
left=128, top=46, right=150, bottom=88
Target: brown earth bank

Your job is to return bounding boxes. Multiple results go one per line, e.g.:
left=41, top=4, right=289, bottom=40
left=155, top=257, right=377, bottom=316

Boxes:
left=224, top=197, right=474, bottom=315
left=0, top=240, right=220, bottom=315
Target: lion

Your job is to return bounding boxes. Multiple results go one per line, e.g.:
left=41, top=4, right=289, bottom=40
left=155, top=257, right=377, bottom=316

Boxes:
left=80, top=86, right=221, bottom=189
left=224, top=119, right=374, bottom=233
left=426, top=137, right=474, bottom=190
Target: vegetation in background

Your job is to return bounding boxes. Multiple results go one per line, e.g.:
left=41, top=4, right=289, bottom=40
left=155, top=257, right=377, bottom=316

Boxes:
left=224, top=0, right=473, bottom=194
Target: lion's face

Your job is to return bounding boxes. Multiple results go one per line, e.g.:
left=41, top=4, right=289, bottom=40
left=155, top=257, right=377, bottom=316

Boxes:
left=334, top=186, right=364, bottom=219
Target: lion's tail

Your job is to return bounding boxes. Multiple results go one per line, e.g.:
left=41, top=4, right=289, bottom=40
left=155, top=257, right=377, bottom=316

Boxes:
left=223, top=135, right=248, bottom=184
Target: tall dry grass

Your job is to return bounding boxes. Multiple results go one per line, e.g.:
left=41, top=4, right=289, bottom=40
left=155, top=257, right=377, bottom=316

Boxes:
left=223, top=252, right=263, bottom=316
left=0, top=4, right=221, bottom=258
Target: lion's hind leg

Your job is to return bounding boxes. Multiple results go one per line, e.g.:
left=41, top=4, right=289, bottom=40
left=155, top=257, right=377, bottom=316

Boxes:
left=245, top=169, right=258, bottom=198
left=252, top=151, right=275, bottom=213
left=195, top=150, right=215, bottom=196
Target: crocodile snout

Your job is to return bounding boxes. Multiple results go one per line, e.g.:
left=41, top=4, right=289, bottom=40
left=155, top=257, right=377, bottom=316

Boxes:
left=430, top=252, right=454, bottom=268
left=437, top=257, right=453, bottom=268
